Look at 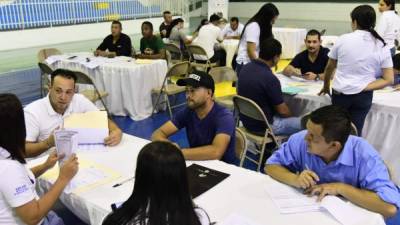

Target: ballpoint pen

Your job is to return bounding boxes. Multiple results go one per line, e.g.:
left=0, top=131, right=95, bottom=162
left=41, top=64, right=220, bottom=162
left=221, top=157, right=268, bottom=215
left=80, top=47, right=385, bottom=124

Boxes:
left=112, top=176, right=135, bottom=188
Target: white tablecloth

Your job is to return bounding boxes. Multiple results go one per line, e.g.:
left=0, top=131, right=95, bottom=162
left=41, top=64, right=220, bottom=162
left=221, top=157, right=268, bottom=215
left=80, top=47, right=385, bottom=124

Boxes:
left=49, top=52, right=168, bottom=120
left=278, top=74, right=400, bottom=185
left=222, top=39, right=239, bottom=68
left=273, top=27, right=307, bottom=59
left=29, top=134, right=384, bottom=225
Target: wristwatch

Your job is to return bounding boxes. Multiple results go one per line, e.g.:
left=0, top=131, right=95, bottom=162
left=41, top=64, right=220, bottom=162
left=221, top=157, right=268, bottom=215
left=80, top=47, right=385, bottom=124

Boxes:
left=315, top=73, right=321, bottom=81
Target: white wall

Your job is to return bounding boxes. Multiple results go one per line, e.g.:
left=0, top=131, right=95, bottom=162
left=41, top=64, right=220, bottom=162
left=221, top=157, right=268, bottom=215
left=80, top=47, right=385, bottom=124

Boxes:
left=0, top=17, right=164, bottom=51
left=228, top=2, right=377, bottom=22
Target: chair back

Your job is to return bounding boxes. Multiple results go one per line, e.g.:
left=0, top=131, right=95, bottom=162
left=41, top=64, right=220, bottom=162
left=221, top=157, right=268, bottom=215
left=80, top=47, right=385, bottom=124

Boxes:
left=233, top=95, right=268, bottom=123
left=209, top=67, right=237, bottom=83
left=187, top=44, right=208, bottom=60
left=37, top=48, right=62, bottom=62
left=166, top=61, right=190, bottom=78
left=74, top=71, right=95, bottom=85
left=38, top=62, right=53, bottom=75
left=165, top=43, right=183, bottom=58
left=235, top=127, right=247, bottom=161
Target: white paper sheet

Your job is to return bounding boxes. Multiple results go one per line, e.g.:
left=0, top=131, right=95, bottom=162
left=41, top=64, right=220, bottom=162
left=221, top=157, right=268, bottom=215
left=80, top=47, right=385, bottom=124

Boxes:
left=219, top=213, right=262, bottom=225
left=54, top=130, right=78, bottom=165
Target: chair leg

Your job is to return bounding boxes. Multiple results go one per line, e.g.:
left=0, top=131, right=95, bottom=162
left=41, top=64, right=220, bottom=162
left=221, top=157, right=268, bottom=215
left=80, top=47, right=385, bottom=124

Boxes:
left=152, top=90, right=164, bottom=115
left=257, top=141, right=267, bottom=172
left=239, top=148, right=248, bottom=168
left=165, top=94, right=173, bottom=118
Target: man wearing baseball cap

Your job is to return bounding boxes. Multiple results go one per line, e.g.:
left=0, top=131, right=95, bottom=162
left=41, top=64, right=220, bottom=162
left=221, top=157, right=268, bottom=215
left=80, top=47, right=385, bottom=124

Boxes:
left=151, top=71, right=236, bottom=164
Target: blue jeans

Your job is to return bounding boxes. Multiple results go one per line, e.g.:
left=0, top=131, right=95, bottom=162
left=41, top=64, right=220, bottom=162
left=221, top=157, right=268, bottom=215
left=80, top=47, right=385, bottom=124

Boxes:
left=271, top=116, right=302, bottom=136
left=391, top=47, right=396, bottom=57
left=331, top=90, right=373, bottom=136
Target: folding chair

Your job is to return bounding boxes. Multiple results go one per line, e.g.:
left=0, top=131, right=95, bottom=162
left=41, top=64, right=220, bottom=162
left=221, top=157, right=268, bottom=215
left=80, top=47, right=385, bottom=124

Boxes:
left=37, top=48, right=62, bottom=63
left=73, top=71, right=110, bottom=115
left=209, top=67, right=237, bottom=110
left=165, top=43, right=184, bottom=65
left=235, top=127, right=248, bottom=167
left=37, top=62, right=54, bottom=97
left=152, top=61, right=190, bottom=118
left=233, top=95, right=287, bottom=171
left=187, top=44, right=217, bottom=72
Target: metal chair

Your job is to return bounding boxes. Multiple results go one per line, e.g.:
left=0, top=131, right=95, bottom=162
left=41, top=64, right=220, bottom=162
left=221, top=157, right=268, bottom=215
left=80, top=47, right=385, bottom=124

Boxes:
left=165, top=43, right=183, bottom=65
left=235, top=127, right=248, bottom=167
left=152, top=61, right=190, bottom=118
left=233, top=95, right=287, bottom=171
left=37, top=62, right=54, bottom=97
left=37, top=48, right=62, bottom=63
left=187, top=44, right=217, bottom=71
left=73, top=71, right=110, bottom=115
left=209, top=67, right=237, bottom=110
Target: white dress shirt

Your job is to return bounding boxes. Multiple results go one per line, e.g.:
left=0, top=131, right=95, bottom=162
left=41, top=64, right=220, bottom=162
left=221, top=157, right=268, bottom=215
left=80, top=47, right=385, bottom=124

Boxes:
left=329, top=30, right=393, bottom=95
left=376, top=10, right=400, bottom=49
left=221, top=23, right=244, bottom=38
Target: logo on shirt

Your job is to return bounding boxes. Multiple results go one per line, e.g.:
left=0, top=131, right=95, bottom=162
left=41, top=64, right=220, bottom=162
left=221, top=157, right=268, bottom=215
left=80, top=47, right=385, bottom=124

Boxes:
left=189, top=74, right=201, bottom=81
left=14, top=185, right=29, bottom=196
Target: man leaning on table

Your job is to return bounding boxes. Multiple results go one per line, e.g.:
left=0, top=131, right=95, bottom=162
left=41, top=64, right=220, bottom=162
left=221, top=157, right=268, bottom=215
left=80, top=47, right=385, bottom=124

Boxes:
left=151, top=71, right=236, bottom=164
left=265, top=105, right=400, bottom=221
left=282, top=29, right=329, bottom=81
left=94, top=20, right=132, bottom=57
left=24, top=69, right=123, bottom=158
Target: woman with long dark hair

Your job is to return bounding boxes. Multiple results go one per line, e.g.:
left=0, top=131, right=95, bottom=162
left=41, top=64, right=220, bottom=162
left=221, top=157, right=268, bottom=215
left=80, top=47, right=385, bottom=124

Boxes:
left=235, top=3, right=279, bottom=75
left=0, top=94, right=78, bottom=225
left=377, top=0, right=400, bottom=56
left=320, top=5, right=394, bottom=136
left=102, top=141, right=210, bottom=225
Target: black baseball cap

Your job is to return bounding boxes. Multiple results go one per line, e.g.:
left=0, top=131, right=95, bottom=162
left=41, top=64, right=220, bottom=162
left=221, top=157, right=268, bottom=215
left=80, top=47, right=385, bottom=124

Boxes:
left=176, top=71, right=215, bottom=93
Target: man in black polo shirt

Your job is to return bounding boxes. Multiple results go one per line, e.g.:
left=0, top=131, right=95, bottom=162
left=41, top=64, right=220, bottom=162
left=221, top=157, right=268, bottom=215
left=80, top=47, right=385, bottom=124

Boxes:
left=237, top=38, right=301, bottom=136
left=282, top=29, right=329, bottom=81
left=159, top=11, right=172, bottom=38
left=95, top=21, right=132, bottom=57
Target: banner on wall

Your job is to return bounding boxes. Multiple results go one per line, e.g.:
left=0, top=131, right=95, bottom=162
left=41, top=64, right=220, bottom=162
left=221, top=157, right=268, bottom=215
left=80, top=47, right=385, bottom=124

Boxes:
left=207, top=0, right=229, bottom=20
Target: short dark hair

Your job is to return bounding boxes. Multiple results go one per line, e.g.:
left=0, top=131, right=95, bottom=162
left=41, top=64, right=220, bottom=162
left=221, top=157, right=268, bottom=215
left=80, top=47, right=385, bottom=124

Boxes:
left=142, top=21, right=153, bottom=31
left=50, top=69, right=77, bottom=85
left=306, top=29, right=321, bottom=40
left=0, top=94, right=26, bottom=164
left=259, top=38, right=282, bottom=61
left=230, top=17, right=239, bottom=23
left=112, top=20, right=122, bottom=28
left=309, top=105, right=352, bottom=148
left=393, top=53, right=400, bottom=70
left=383, top=0, right=395, bottom=11
left=209, top=14, right=221, bottom=23
left=163, top=10, right=171, bottom=15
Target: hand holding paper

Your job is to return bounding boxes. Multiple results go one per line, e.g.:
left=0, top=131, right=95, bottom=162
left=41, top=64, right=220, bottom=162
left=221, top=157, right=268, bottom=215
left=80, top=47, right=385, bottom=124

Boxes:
left=54, top=130, right=78, bottom=165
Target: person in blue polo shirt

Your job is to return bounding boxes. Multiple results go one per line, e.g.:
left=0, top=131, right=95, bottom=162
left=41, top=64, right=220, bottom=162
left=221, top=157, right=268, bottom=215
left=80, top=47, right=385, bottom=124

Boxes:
left=151, top=71, right=236, bottom=164
left=283, top=29, right=329, bottom=81
left=237, top=38, right=301, bottom=136
left=265, top=105, right=400, bottom=220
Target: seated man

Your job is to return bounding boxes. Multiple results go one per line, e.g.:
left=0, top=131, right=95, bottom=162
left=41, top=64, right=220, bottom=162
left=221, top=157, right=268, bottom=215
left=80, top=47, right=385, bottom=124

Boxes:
left=159, top=10, right=172, bottom=39
left=95, top=20, right=132, bottom=57
left=238, top=38, right=301, bottom=136
left=192, top=14, right=226, bottom=66
left=137, top=21, right=166, bottom=60
left=265, top=105, right=400, bottom=220
left=151, top=71, right=236, bottom=164
left=24, top=69, right=123, bottom=158
left=221, top=17, right=244, bottom=40
left=282, top=29, right=329, bottom=81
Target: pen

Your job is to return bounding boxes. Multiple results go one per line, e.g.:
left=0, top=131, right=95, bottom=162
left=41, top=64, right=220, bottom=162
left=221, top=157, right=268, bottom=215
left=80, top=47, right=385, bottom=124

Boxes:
left=112, top=176, right=135, bottom=188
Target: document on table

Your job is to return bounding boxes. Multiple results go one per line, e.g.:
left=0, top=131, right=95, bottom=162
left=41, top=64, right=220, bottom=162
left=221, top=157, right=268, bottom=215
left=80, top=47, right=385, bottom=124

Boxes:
left=265, top=181, right=378, bottom=225
left=219, top=213, right=262, bottom=225
left=41, top=158, right=121, bottom=194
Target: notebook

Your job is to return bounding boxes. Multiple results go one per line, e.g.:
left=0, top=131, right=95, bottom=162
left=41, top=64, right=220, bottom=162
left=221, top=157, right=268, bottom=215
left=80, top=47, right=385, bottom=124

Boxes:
left=187, top=164, right=230, bottom=198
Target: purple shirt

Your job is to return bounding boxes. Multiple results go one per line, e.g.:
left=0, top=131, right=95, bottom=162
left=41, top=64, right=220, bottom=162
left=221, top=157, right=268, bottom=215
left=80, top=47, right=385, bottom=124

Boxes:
left=172, top=103, right=236, bottom=164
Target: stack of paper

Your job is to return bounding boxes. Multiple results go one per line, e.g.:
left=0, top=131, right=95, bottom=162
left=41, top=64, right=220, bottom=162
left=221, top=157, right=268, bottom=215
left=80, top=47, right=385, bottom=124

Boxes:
left=42, top=158, right=121, bottom=194
left=54, top=130, right=78, bottom=165
left=135, top=59, right=154, bottom=64
left=63, top=111, right=108, bottom=146
left=282, top=86, right=307, bottom=95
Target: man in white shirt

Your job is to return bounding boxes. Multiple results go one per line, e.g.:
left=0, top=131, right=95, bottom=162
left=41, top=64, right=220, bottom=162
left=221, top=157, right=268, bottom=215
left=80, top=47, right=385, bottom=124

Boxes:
left=193, top=14, right=226, bottom=66
left=24, top=69, right=123, bottom=158
left=221, top=17, right=244, bottom=40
